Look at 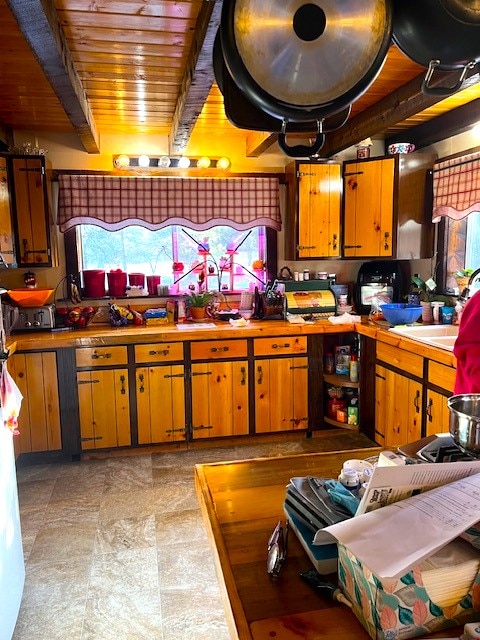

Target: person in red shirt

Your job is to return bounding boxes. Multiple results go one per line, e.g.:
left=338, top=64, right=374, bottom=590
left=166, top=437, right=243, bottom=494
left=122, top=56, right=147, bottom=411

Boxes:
left=453, top=290, right=480, bottom=394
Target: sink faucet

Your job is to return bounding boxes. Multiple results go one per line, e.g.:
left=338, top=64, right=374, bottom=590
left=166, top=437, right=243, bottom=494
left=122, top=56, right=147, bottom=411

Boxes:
left=458, top=267, right=480, bottom=302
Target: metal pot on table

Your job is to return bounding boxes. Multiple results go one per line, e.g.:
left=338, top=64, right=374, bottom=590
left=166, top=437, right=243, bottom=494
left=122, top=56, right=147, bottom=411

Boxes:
left=448, top=394, right=480, bottom=456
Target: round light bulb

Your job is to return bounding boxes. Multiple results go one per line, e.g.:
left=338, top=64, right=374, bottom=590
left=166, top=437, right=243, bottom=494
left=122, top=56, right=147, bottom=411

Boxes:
left=138, top=154, right=150, bottom=168
left=178, top=156, right=190, bottom=168
left=113, top=154, right=130, bottom=168
left=217, top=156, right=231, bottom=170
left=158, top=155, right=171, bottom=168
left=197, top=156, right=211, bottom=169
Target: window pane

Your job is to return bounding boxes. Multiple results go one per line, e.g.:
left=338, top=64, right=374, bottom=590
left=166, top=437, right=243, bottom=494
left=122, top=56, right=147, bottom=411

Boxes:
left=466, top=212, right=480, bottom=271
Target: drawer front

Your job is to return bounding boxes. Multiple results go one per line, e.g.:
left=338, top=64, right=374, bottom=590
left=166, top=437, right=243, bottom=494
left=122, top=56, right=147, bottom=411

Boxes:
left=135, top=342, right=184, bottom=363
left=428, top=360, right=456, bottom=393
left=191, top=339, right=247, bottom=360
left=376, top=342, right=423, bottom=378
left=76, top=346, right=128, bottom=367
left=254, top=336, right=307, bottom=357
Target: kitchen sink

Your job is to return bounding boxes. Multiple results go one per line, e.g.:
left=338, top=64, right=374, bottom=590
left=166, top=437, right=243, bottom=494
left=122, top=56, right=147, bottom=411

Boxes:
left=389, top=324, right=459, bottom=351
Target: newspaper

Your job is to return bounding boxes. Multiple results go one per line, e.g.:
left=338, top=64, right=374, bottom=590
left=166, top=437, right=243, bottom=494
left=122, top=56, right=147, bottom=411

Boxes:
left=313, top=472, right=480, bottom=579
left=312, top=457, right=480, bottom=579
left=356, top=458, right=480, bottom=515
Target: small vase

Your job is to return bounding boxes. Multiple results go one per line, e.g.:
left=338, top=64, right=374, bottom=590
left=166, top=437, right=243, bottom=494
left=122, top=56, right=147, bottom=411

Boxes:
left=421, top=301, right=433, bottom=324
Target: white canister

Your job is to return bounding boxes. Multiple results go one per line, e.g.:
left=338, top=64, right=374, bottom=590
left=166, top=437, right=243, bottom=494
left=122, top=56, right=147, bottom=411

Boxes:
left=431, top=301, right=445, bottom=324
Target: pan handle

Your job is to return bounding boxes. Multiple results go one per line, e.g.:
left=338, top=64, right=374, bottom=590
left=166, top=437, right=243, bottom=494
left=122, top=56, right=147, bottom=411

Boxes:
left=422, top=59, right=477, bottom=97
left=278, top=120, right=325, bottom=158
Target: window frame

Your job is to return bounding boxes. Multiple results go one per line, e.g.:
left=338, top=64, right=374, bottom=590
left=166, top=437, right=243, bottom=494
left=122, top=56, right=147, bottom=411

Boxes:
left=64, top=225, right=278, bottom=297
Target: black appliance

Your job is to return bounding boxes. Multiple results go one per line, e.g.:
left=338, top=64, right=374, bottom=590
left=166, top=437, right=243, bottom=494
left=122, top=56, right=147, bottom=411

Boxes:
left=355, top=260, right=405, bottom=315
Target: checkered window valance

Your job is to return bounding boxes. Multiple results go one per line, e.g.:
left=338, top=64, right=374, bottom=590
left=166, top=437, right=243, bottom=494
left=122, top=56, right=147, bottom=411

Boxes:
left=57, top=175, right=281, bottom=232
left=432, top=151, right=480, bottom=222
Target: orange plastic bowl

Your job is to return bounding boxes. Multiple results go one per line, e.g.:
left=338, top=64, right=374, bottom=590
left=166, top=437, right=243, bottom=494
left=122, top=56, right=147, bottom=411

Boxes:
left=7, top=288, right=55, bottom=307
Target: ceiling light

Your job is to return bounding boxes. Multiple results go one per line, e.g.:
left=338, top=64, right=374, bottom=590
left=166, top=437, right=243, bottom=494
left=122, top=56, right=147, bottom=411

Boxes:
left=178, top=156, right=190, bottom=168
left=473, top=123, right=480, bottom=138
left=217, top=157, right=231, bottom=170
left=113, top=154, right=130, bottom=168
left=138, top=154, right=150, bottom=168
left=197, top=156, right=211, bottom=169
left=158, top=155, right=171, bottom=168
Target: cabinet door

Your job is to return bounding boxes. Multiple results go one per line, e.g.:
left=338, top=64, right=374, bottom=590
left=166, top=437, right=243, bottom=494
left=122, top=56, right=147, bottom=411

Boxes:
left=255, top=357, right=308, bottom=433
left=77, top=368, right=130, bottom=449
left=11, top=156, right=52, bottom=266
left=344, top=158, right=394, bottom=258
left=297, top=163, right=341, bottom=258
left=0, top=156, right=16, bottom=266
left=11, top=352, right=62, bottom=455
left=425, top=389, right=450, bottom=436
left=191, top=361, right=249, bottom=439
left=136, top=365, right=186, bottom=444
left=375, top=365, right=422, bottom=447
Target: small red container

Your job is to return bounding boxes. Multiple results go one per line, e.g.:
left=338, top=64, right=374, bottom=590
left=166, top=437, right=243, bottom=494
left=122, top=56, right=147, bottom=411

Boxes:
left=83, top=270, right=106, bottom=298
left=107, top=271, right=127, bottom=297
left=128, top=273, right=145, bottom=288
left=146, top=275, right=161, bottom=295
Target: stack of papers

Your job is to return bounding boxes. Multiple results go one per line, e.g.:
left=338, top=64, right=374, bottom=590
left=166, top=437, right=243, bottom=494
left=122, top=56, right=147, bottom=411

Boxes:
left=314, top=461, right=480, bottom=580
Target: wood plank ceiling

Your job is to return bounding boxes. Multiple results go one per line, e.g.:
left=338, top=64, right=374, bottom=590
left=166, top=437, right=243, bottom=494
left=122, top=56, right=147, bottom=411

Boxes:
left=0, top=0, right=479, bottom=158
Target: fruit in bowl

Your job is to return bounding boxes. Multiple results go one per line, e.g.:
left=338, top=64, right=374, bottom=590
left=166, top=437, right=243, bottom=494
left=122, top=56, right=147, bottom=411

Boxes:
left=380, top=303, right=422, bottom=326
left=55, top=306, right=97, bottom=329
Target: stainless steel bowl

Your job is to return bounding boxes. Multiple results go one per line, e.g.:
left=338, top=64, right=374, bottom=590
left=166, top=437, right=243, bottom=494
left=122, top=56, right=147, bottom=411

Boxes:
left=448, top=394, right=480, bottom=456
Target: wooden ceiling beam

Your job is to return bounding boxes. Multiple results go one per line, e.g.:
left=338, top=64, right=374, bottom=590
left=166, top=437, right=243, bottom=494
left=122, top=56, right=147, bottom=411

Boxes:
left=5, top=0, right=100, bottom=153
left=386, top=98, right=480, bottom=150
left=321, top=68, right=480, bottom=157
left=169, top=0, right=223, bottom=154
left=246, top=131, right=277, bottom=157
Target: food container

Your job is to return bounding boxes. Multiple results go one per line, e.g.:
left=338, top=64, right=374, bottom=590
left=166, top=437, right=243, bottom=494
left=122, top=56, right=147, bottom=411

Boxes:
left=448, top=394, right=480, bottom=456
left=146, top=275, right=161, bottom=295
left=82, top=270, right=105, bottom=298
left=107, top=271, right=127, bottom=297
left=128, top=273, right=145, bottom=288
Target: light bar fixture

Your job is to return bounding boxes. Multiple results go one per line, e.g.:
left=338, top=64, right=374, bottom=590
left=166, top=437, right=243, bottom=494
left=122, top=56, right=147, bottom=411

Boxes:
left=113, top=155, right=231, bottom=170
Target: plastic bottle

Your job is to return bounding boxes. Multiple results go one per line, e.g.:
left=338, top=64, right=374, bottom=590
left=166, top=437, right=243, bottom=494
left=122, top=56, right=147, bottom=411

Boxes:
left=324, top=353, right=335, bottom=374
left=349, top=353, right=359, bottom=382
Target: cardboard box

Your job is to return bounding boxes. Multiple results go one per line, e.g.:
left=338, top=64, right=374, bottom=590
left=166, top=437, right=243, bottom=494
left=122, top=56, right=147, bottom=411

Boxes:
left=338, top=544, right=480, bottom=640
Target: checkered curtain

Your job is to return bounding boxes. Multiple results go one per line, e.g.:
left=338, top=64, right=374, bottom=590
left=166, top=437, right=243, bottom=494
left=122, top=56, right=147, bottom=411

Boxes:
left=432, top=151, right=480, bottom=222
left=57, top=175, right=281, bottom=231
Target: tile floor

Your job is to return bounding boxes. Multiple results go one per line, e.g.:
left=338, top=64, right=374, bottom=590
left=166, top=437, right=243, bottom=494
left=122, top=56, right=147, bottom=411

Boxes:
left=13, top=430, right=374, bottom=640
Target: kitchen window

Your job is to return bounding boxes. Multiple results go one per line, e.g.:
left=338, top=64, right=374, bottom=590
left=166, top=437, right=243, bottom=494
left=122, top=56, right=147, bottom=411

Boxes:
left=438, top=212, right=480, bottom=292
left=65, top=224, right=276, bottom=294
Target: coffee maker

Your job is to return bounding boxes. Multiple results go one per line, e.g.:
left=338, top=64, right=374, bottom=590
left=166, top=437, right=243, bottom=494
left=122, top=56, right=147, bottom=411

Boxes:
left=355, top=260, right=405, bottom=315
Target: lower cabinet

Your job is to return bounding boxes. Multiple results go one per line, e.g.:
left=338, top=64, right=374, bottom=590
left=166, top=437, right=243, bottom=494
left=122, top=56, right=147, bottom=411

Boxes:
left=190, top=339, right=249, bottom=439
left=77, top=369, right=131, bottom=449
left=11, top=351, right=62, bottom=455
left=76, top=346, right=130, bottom=450
left=375, top=364, right=422, bottom=447
left=254, top=336, right=308, bottom=433
left=135, top=342, right=186, bottom=444
left=425, top=360, right=456, bottom=436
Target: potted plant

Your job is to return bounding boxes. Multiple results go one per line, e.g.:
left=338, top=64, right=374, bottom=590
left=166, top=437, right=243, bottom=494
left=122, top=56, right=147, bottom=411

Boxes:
left=454, top=268, right=473, bottom=292
left=411, top=274, right=454, bottom=323
left=185, top=290, right=214, bottom=320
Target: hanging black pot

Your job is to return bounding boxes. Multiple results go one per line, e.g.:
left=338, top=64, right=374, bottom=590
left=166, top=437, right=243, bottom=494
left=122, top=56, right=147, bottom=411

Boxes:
left=392, top=0, right=480, bottom=97
left=213, top=32, right=351, bottom=157
left=219, top=0, right=392, bottom=123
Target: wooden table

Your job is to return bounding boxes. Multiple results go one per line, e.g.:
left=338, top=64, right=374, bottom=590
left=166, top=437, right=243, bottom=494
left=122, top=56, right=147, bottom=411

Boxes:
left=195, top=448, right=465, bottom=640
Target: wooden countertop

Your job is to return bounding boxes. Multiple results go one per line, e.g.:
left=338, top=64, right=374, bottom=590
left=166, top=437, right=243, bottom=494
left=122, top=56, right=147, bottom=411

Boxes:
left=195, top=449, right=462, bottom=640
left=7, top=318, right=456, bottom=367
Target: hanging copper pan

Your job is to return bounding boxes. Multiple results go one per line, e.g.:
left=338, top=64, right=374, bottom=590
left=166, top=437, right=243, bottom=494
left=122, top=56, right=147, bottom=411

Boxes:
left=219, top=0, right=392, bottom=123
